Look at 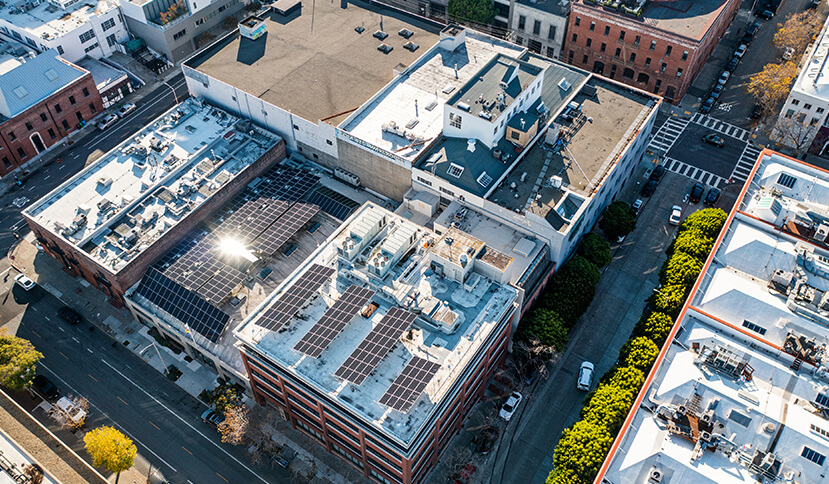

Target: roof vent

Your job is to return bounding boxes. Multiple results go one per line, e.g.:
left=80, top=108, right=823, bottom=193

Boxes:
left=457, top=102, right=471, bottom=112
left=558, top=78, right=572, bottom=91
left=467, top=138, right=476, bottom=152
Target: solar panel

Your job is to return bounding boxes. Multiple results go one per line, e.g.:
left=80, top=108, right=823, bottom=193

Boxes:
left=255, top=264, right=336, bottom=331
left=293, top=285, right=376, bottom=357
left=334, top=307, right=417, bottom=385
left=135, top=268, right=230, bottom=343
left=379, top=357, right=441, bottom=412
left=307, top=190, right=355, bottom=221
left=253, top=203, right=319, bottom=255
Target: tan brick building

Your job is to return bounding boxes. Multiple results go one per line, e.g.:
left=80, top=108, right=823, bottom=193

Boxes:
left=563, top=0, right=740, bottom=103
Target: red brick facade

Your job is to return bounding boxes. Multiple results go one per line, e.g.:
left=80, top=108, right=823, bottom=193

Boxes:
left=241, top=309, right=515, bottom=484
left=563, top=0, right=739, bottom=103
left=0, top=72, right=102, bottom=177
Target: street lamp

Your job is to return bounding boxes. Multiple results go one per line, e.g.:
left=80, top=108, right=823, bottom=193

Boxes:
left=164, top=81, right=179, bottom=104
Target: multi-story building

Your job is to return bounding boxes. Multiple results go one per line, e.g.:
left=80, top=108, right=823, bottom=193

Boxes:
left=22, top=97, right=286, bottom=306
left=563, top=0, right=739, bottom=103
left=0, top=43, right=103, bottom=177
left=0, top=0, right=129, bottom=62
left=118, top=0, right=247, bottom=62
left=774, top=18, right=829, bottom=154
left=235, top=202, right=519, bottom=484
left=75, top=56, right=133, bottom=108
left=507, top=0, right=568, bottom=60
left=598, top=150, right=829, bottom=483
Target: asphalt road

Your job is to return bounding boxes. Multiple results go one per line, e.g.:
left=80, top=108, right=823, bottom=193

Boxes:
left=0, top=72, right=189, bottom=258
left=667, top=122, right=748, bottom=178
left=1, top=268, right=295, bottom=484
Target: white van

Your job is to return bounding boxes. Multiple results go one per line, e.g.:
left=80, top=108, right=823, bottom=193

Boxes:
left=577, top=361, right=595, bottom=391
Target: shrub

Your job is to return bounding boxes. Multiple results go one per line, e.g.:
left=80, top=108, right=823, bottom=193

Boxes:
left=659, top=251, right=704, bottom=287
left=634, top=311, right=674, bottom=345
left=448, top=0, right=496, bottom=24
left=607, top=366, right=645, bottom=395
left=679, top=208, right=727, bottom=239
left=650, top=284, right=686, bottom=317
left=550, top=420, right=614, bottom=484
left=620, top=337, right=660, bottom=372
left=515, top=309, right=569, bottom=351
left=599, top=201, right=636, bottom=241
left=580, top=384, right=637, bottom=433
left=671, top=230, right=714, bottom=260
left=543, top=256, right=601, bottom=325
left=577, top=233, right=612, bottom=268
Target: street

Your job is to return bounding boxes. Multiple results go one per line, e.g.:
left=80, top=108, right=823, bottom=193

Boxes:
left=1, top=267, right=295, bottom=484
left=0, top=72, right=189, bottom=258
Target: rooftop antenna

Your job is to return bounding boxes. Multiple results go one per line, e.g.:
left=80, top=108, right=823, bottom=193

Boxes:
left=454, top=63, right=458, bottom=79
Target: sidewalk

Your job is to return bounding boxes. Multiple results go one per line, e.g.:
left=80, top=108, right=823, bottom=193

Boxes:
left=11, top=234, right=366, bottom=484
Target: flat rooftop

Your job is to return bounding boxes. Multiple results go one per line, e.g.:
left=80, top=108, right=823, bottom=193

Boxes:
left=0, top=0, right=119, bottom=41
left=490, top=76, right=656, bottom=229
left=187, top=0, right=441, bottom=124
left=793, top=19, right=829, bottom=100
left=0, top=36, right=35, bottom=76
left=237, top=203, right=518, bottom=445
left=24, top=98, right=282, bottom=273
left=75, top=56, right=126, bottom=91
left=577, top=0, right=734, bottom=42
left=341, top=31, right=525, bottom=162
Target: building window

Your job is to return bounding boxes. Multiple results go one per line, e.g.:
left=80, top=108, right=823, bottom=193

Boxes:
left=449, top=112, right=462, bottom=129
left=196, top=17, right=206, bottom=26
left=528, top=39, right=542, bottom=54
left=676, top=68, right=682, bottom=77
left=533, top=20, right=541, bottom=35
left=106, top=34, right=117, bottom=47
left=82, top=87, right=89, bottom=97
left=574, top=16, right=580, bottom=26
left=629, top=52, right=636, bottom=62
left=546, top=46, right=555, bottom=58
left=40, top=113, right=47, bottom=122
left=660, top=63, right=667, bottom=73
left=742, top=320, right=766, bottom=335
left=785, top=109, right=795, bottom=118
left=600, top=43, right=606, bottom=53
left=84, top=43, right=99, bottom=53
left=16, top=147, right=26, bottom=159
left=816, top=392, right=829, bottom=407
left=589, top=21, right=595, bottom=31
left=516, top=36, right=524, bottom=45
left=439, top=186, right=454, bottom=196
left=416, top=176, right=432, bottom=186
left=665, top=45, right=672, bottom=56
left=48, top=129, right=56, bottom=140
left=792, top=99, right=800, bottom=106
left=614, top=47, right=621, bottom=57
left=518, top=15, right=526, bottom=30
left=69, top=96, right=76, bottom=105
left=609, top=65, right=617, bottom=78
left=604, top=26, right=610, bottom=36
left=802, top=447, right=826, bottom=466
left=548, top=26, right=557, bottom=40
left=644, top=57, right=651, bottom=68
left=79, top=29, right=95, bottom=43
left=62, top=120, right=69, bottom=131
left=89, top=103, right=97, bottom=113
left=101, top=18, right=116, bottom=31
left=622, top=68, right=634, bottom=79
left=582, top=54, right=588, bottom=64
left=2, top=157, right=10, bottom=169
left=218, top=4, right=226, bottom=11
left=572, top=33, right=577, bottom=42
left=805, top=103, right=813, bottom=110
left=649, top=40, right=656, bottom=51
left=56, top=45, right=64, bottom=55
left=54, top=103, right=62, bottom=113
left=654, top=79, right=661, bottom=92
left=586, top=38, right=592, bottom=48
left=75, top=111, right=84, bottom=123
left=173, top=29, right=187, bottom=40
left=777, top=172, right=797, bottom=188
left=634, top=35, right=640, bottom=46
left=682, top=50, right=688, bottom=61
left=25, top=122, right=32, bottom=131
left=619, top=30, right=625, bottom=41
left=568, top=50, right=574, bottom=63
left=817, top=107, right=825, bottom=114
left=8, top=131, right=16, bottom=141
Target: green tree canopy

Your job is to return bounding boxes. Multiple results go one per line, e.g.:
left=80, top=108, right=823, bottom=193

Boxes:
left=577, top=233, right=612, bottom=268
left=659, top=251, right=704, bottom=288
left=543, top=256, right=601, bottom=325
left=620, top=337, right=660, bottom=372
left=515, top=308, right=569, bottom=351
left=634, top=311, right=674, bottom=345
left=599, top=201, right=637, bottom=241
left=671, top=230, right=714, bottom=261
left=680, top=208, right=727, bottom=239
left=0, top=331, right=42, bottom=391
left=607, top=366, right=645, bottom=395
left=650, top=284, right=686, bottom=317
left=551, top=420, right=614, bottom=483
left=447, top=0, right=495, bottom=24
left=580, top=383, right=636, bottom=433
left=84, top=426, right=136, bottom=479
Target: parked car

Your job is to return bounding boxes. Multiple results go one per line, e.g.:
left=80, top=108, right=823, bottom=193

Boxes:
left=274, top=446, right=295, bottom=468
left=97, top=113, right=119, bottom=131
left=725, top=56, right=739, bottom=72
left=751, top=104, right=764, bottom=119
left=631, top=198, right=644, bottom=216
left=201, top=409, right=223, bottom=428
left=717, top=71, right=731, bottom=85
left=116, top=103, right=136, bottom=118
left=14, top=274, right=35, bottom=291
left=702, top=133, right=725, bottom=147
left=577, top=362, right=594, bottom=391
left=783, top=47, right=795, bottom=60
left=700, top=97, right=715, bottom=114
left=810, top=0, right=820, bottom=8
left=650, top=164, right=666, bottom=182
left=758, top=9, right=774, bottom=19
left=704, top=187, right=722, bottom=206
left=57, top=306, right=81, bottom=325
left=690, top=183, right=705, bottom=203
left=711, top=84, right=724, bottom=99
left=32, top=375, right=59, bottom=400
left=669, top=205, right=683, bottom=226
left=641, top=179, right=658, bottom=197
left=499, top=392, right=523, bottom=421
left=734, top=44, right=748, bottom=58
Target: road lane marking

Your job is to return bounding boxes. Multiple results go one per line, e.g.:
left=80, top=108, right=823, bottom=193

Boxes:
left=43, top=175, right=50, bottom=181
left=86, top=348, right=93, bottom=354
left=215, top=473, right=229, bottom=483
left=39, top=363, right=178, bottom=473
left=59, top=352, right=68, bottom=360
left=182, top=446, right=193, bottom=455
left=117, top=396, right=128, bottom=406
left=71, top=337, right=80, bottom=344
left=88, top=374, right=97, bottom=382
left=30, top=307, right=38, bottom=312
left=59, top=164, right=65, bottom=170
left=43, top=316, right=50, bottom=321
left=32, top=330, right=41, bottom=338
left=100, top=359, right=269, bottom=483
left=149, top=421, right=160, bottom=430
left=57, top=327, right=64, bottom=332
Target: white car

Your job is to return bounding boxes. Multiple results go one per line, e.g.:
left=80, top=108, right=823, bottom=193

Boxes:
left=734, top=44, right=747, bottom=58
left=116, top=103, right=136, bottom=118
left=13, top=274, right=35, bottom=291
left=499, top=391, right=523, bottom=421
left=97, top=113, right=119, bottom=131
left=717, top=71, right=730, bottom=85
left=783, top=47, right=795, bottom=60
left=669, top=205, right=683, bottom=225
left=577, top=361, right=595, bottom=391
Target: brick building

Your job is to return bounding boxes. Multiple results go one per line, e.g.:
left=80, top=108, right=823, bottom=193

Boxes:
left=0, top=46, right=103, bottom=177
left=563, top=0, right=739, bottom=103
left=23, top=98, right=286, bottom=306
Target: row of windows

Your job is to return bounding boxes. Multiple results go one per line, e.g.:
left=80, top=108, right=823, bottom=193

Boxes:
left=783, top=109, right=823, bottom=127
left=101, top=18, right=116, bottom=31
left=79, top=29, right=95, bottom=43
left=573, top=18, right=688, bottom=60
left=571, top=40, right=682, bottom=77
left=517, top=16, right=557, bottom=41
left=173, top=29, right=188, bottom=40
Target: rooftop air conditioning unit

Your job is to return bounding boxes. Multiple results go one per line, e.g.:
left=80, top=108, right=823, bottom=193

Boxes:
left=648, top=468, right=663, bottom=483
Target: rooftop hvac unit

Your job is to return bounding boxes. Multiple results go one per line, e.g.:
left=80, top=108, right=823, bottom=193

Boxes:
left=648, top=468, right=663, bottom=483
left=816, top=223, right=829, bottom=242
left=558, top=77, right=572, bottom=91
left=457, top=102, right=471, bottom=112
left=550, top=176, right=563, bottom=189
left=97, top=177, right=113, bottom=188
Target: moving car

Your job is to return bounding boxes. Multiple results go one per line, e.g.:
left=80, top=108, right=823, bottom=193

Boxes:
left=641, top=179, right=657, bottom=197
left=201, top=409, right=224, bottom=428
left=14, top=274, right=35, bottom=291
left=649, top=164, right=666, bottom=182
left=702, top=133, right=725, bottom=147
left=669, top=205, right=683, bottom=226
left=97, top=113, right=119, bottom=131
left=499, top=392, right=523, bottom=421
left=57, top=306, right=81, bottom=325
left=734, top=44, right=747, bottom=58
left=690, top=183, right=705, bottom=203
left=32, top=375, right=59, bottom=400
left=704, top=187, right=721, bottom=206
left=783, top=47, right=795, bottom=60
left=577, top=362, right=594, bottom=391
left=116, top=103, right=136, bottom=118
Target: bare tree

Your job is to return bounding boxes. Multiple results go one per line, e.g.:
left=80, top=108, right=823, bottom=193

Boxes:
left=245, top=406, right=281, bottom=464
left=513, top=337, right=559, bottom=381
left=773, top=115, right=818, bottom=153
left=23, top=464, right=43, bottom=484
left=442, top=445, right=473, bottom=481
left=218, top=403, right=249, bottom=445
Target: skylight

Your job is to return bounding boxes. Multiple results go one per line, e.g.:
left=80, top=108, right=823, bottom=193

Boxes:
left=447, top=163, right=464, bottom=179
left=44, top=68, right=59, bottom=82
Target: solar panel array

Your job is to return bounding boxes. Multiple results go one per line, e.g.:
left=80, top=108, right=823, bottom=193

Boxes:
left=379, top=357, right=441, bottom=412
left=334, top=307, right=417, bottom=385
left=253, top=203, right=320, bottom=256
left=293, top=285, right=376, bottom=358
left=307, top=190, right=355, bottom=221
left=135, top=268, right=230, bottom=343
left=255, top=264, right=336, bottom=332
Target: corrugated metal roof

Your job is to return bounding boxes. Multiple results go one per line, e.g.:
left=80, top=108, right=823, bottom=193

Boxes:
left=0, top=49, right=86, bottom=118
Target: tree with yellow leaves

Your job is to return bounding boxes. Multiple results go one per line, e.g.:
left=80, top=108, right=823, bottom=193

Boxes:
left=83, top=426, right=136, bottom=484
left=773, top=11, right=822, bottom=54
left=217, top=403, right=248, bottom=445
left=0, top=329, right=42, bottom=391
left=747, top=61, right=797, bottom=114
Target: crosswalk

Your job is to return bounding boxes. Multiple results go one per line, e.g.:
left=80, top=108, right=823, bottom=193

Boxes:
left=647, top=116, right=689, bottom=153
left=730, top=143, right=762, bottom=185
left=664, top=157, right=727, bottom=189
left=690, top=113, right=751, bottom=142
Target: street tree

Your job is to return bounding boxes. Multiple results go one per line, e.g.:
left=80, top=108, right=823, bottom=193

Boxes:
left=550, top=420, right=613, bottom=484
left=580, top=384, right=636, bottom=433
left=599, top=201, right=636, bottom=242
left=680, top=208, right=727, bottom=239
left=447, top=0, right=495, bottom=24
left=577, top=233, right=612, bottom=268
left=747, top=62, right=797, bottom=116
left=773, top=115, right=819, bottom=153
left=0, top=330, right=42, bottom=391
left=620, top=337, right=660, bottom=372
left=659, top=251, right=704, bottom=287
left=542, top=256, right=601, bottom=324
left=516, top=308, right=569, bottom=351
left=607, top=366, right=646, bottom=395
left=83, top=426, right=136, bottom=483
left=773, top=11, right=822, bottom=54
left=671, top=231, right=714, bottom=261
left=635, top=311, right=674, bottom=345
left=218, top=403, right=249, bottom=445
left=650, top=284, right=686, bottom=317
left=245, top=405, right=281, bottom=464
